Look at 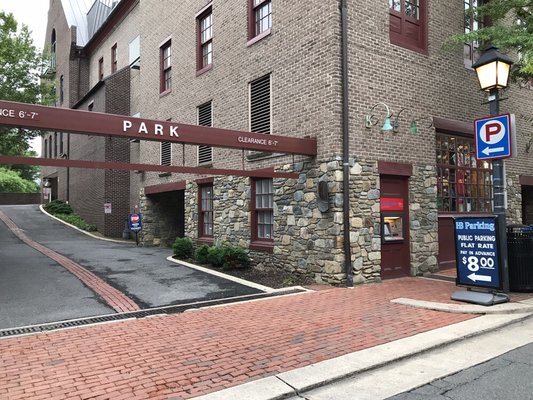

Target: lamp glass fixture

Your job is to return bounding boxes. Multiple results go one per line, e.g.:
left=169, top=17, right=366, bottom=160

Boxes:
left=472, top=46, right=513, bottom=91
left=408, top=119, right=418, bottom=134
left=382, top=117, right=393, bottom=132
left=475, top=61, right=511, bottom=91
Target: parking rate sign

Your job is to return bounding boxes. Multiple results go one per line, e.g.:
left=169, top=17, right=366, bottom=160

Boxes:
left=474, top=114, right=512, bottom=161
left=454, top=217, right=502, bottom=290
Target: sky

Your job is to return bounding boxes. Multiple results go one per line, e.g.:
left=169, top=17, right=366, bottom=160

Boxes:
left=1, top=1, right=51, bottom=155
left=1, top=1, right=50, bottom=51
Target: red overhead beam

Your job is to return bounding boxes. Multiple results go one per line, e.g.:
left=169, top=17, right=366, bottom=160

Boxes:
left=0, top=100, right=317, bottom=156
left=0, top=155, right=299, bottom=179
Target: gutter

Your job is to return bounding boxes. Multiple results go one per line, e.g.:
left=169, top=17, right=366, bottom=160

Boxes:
left=340, top=0, right=353, bottom=287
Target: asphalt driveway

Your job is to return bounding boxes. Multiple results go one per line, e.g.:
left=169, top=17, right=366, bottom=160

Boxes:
left=0, top=205, right=264, bottom=329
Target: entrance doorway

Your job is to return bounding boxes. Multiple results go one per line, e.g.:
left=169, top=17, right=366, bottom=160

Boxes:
left=380, top=175, right=411, bottom=279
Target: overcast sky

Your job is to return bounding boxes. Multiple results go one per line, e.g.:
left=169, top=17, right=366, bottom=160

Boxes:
left=1, top=1, right=50, bottom=51
left=2, top=1, right=51, bottom=155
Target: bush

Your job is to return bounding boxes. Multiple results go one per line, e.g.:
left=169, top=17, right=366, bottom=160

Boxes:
left=0, top=167, right=38, bottom=193
left=56, top=213, right=97, bottom=231
left=195, top=244, right=210, bottom=264
left=43, top=200, right=96, bottom=232
left=220, top=245, right=250, bottom=270
left=207, top=245, right=225, bottom=268
left=204, top=244, right=250, bottom=270
left=172, top=237, right=194, bottom=259
left=44, top=199, right=73, bottom=215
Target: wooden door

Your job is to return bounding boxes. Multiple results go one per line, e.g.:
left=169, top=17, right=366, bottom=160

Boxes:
left=380, top=175, right=411, bottom=279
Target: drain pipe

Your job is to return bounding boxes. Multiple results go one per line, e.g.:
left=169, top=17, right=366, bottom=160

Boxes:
left=340, top=0, right=353, bottom=287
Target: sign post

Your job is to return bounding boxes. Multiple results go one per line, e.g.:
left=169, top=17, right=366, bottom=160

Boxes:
left=452, top=216, right=509, bottom=305
left=128, top=213, right=143, bottom=246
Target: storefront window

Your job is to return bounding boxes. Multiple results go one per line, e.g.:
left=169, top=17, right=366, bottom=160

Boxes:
left=436, top=133, right=493, bottom=212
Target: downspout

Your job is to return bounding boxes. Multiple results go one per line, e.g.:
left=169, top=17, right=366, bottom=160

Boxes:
left=340, top=0, right=353, bottom=287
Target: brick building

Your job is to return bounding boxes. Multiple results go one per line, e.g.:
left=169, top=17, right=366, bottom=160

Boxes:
left=42, top=0, right=533, bottom=284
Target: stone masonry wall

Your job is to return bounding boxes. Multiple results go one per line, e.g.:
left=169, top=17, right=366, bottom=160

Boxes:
left=172, top=158, right=440, bottom=284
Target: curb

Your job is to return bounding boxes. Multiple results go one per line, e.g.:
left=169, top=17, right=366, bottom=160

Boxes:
left=391, top=297, right=533, bottom=314
left=167, top=256, right=310, bottom=295
left=39, top=204, right=133, bottom=244
left=192, top=312, right=533, bottom=400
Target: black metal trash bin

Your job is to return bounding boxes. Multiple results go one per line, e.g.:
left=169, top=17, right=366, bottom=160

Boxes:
left=507, top=225, right=533, bottom=292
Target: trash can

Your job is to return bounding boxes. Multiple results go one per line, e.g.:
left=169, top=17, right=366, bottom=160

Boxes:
left=507, top=225, right=533, bottom=292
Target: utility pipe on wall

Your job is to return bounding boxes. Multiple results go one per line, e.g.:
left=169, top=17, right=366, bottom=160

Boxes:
left=340, top=0, right=353, bottom=287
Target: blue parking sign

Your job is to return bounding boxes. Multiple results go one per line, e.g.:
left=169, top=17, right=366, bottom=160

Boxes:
left=474, top=114, right=512, bottom=161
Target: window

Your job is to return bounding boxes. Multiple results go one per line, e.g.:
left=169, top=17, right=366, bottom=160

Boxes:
left=389, top=0, right=427, bottom=53
left=98, top=57, right=104, bottom=80
left=160, top=141, right=171, bottom=166
left=129, top=35, right=140, bottom=68
left=59, top=132, right=64, bottom=155
left=50, top=29, right=56, bottom=71
left=53, top=132, right=58, bottom=158
left=197, top=7, right=213, bottom=72
left=160, top=39, right=172, bottom=93
left=248, top=0, right=272, bottom=42
left=464, top=0, right=483, bottom=68
left=44, top=138, right=48, bottom=158
left=197, top=101, right=213, bottom=165
left=199, top=183, right=214, bottom=238
left=436, top=133, right=493, bottom=213
left=251, top=178, right=274, bottom=243
left=59, top=75, right=64, bottom=105
left=111, top=43, right=117, bottom=73
left=249, top=74, right=271, bottom=133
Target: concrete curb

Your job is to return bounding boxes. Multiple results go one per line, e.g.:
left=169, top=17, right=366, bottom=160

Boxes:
left=39, top=204, right=132, bottom=244
left=391, top=297, right=533, bottom=314
left=192, top=312, right=533, bottom=400
left=167, top=257, right=310, bottom=295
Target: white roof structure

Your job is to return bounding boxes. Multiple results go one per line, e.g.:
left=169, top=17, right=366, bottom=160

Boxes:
left=60, top=0, right=120, bottom=46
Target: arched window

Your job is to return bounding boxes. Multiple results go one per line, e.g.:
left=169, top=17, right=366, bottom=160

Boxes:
left=51, top=29, right=57, bottom=70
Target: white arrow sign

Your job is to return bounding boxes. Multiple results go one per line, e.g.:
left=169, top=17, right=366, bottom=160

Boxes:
left=467, top=273, right=492, bottom=283
left=482, top=147, right=504, bottom=156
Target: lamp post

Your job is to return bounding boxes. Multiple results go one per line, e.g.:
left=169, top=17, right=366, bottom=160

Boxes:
left=472, top=45, right=513, bottom=294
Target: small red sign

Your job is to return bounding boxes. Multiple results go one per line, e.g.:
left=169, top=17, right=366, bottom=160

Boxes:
left=380, top=197, right=404, bottom=211
left=131, top=214, right=140, bottom=223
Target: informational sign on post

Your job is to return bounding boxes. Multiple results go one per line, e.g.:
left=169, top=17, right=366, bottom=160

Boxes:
left=128, top=213, right=143, bottom=246
left=454, top=216, right=502, bottom=290
left=128, top=213, right=143, bottom=232
left=474, top=114, right=512, bottom=161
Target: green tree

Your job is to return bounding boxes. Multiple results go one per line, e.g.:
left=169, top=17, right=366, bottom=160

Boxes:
left=451, top=1, right=533, bottom=83
left=0, top=167, right=38, bottom=193
left=0, top=11, right=53, bottom=186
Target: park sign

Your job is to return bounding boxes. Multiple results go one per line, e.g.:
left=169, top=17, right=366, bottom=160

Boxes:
left=0, top=100, right=316, bottom=156
left=454, top=216, right=502, bottom=290
left=474, top=114, right=512, bottom=161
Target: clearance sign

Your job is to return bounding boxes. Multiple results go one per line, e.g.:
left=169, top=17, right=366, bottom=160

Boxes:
left=0, top=100, right=316, bottom=155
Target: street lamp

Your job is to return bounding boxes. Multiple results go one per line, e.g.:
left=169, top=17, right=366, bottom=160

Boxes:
left=472, top=45, right=513, bottom=294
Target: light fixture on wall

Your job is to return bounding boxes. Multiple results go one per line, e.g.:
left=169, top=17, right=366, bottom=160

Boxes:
left=526, top=137, right=533, bottom=153
left=392, top=109, right=434, bottom=134
left=364, top=102, right=393, bottom=132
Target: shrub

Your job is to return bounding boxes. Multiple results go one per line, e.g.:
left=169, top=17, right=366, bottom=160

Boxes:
left=172, top=237, right=194, bottom=259
left=207, top=245, right=225, bottom=268
left=221, top=245, right=250, bottom=270
left=44, top=199, right=73, bottom=215
left=56, top=213, right=97, bottom=231
left=195, top=244, right=210, bottom=264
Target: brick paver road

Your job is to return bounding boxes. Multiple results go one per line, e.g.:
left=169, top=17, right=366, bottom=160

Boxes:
left=0, top=278, right=476, bottom=400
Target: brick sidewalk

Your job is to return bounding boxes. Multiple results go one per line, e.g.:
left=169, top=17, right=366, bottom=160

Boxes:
left=0, top=278, right=476, bottom=400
